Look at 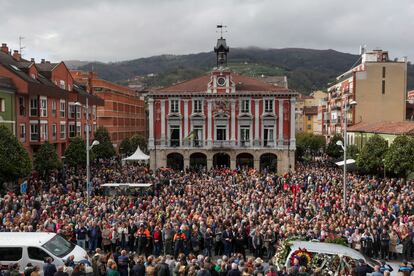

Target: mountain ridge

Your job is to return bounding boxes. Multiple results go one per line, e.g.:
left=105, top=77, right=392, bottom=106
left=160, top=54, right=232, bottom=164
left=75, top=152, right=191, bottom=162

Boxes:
left=71, top=47, right=414, bottom=94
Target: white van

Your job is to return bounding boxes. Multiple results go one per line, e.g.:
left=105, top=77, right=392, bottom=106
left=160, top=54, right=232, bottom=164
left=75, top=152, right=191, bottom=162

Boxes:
left=284, top=241, right=397, bottom=275
left=0, top=232, right=88, bottom=273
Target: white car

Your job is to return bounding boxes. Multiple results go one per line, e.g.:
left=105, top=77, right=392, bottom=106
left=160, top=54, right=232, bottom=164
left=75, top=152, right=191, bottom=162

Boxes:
left=0, top=232, right=88, bottom=273
left=284, top=241, right=397, bottom=275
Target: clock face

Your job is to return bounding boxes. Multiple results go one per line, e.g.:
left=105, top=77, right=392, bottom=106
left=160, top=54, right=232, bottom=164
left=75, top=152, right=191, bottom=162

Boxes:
left=216, top=76, right=226, bottom=87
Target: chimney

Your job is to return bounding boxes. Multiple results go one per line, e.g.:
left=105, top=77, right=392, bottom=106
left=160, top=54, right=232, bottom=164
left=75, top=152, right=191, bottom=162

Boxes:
left=46, top=60, right=50, bottom=64
left=12, top=50, right=21, bottom=61
left=1, top=43, right=8, bottom=54
left=30, top=58, right=35, bottom=62
left=41, top=59, right=45, bottom=63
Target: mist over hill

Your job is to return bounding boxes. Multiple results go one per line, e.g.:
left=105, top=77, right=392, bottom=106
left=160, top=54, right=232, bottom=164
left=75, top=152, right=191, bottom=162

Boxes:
left=73, top=47, right=414, bottom=94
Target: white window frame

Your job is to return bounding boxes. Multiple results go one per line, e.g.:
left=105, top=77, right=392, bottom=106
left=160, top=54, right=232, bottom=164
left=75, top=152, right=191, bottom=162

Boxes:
left=170, top=99, right=179, bottom=113
left=263, top=126, right=275, bottom=146
left=193, top=99, right=203, bottom=113
left=59, top=80, right=65, bottom=90
left=20, top=123, right=26, bottom=142
left=40, top=97, right=47, bottom=117
left=30, top=123, right=39, bottom=141
left=264, top=99, right=274, bottom=113
left=69, top=123, right=76, bottom=138
left=52, top=124, right=57, bottom=140
left=40, top=123, right=48, bottom=141
left=215, top=125, right=227, bottom=141
left=240, top=125, right=251, bottom=146
left=60, top=122, right=66, bottom=140
left=240, top=99, right=250, bottom=113
left=60, top=100, right=66, bottom=118
left=30, top=98, right=38, bottom=117
left=68, top=103, right=76, bottom=119
left=51, top=99, right=56, bottom=117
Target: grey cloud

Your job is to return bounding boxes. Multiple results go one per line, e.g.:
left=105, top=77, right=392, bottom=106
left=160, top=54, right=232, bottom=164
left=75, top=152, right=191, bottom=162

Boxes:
left=0, top=0, right=413, bottom=62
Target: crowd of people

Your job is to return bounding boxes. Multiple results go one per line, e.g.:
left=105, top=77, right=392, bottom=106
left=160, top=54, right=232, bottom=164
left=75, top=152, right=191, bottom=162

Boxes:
left=0, top=158, right=414, bottom=275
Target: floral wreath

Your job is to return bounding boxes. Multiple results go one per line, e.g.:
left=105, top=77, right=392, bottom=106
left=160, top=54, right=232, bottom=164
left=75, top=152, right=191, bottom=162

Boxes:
left=290, top=248, right=313, bottom=267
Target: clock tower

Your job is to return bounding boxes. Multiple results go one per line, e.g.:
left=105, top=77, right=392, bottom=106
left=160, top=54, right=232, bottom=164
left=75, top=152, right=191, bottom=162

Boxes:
left=214, top=36, right=229, bottom=67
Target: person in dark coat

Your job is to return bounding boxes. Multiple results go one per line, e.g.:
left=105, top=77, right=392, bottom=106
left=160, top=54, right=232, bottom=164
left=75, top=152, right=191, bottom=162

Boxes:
left=227, top=263, right=241, bottom=276
left=43, top=257, right=57, bottom=276
left=354, top=259, right=373, bottom=276
left=132, top=256, right=146, bottom=276
left=155, top=256, right=170, bottom=276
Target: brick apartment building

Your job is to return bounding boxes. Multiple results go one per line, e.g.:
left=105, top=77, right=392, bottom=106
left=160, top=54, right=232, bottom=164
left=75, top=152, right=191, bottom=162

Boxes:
left=0, top=43, right=103, bottom=157
left=71, top=71, right=146, bottom=149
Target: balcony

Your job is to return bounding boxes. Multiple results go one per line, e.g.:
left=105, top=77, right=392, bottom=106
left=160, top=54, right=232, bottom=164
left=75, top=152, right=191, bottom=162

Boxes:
left=169, top=139, right=180, bottom=147
left=239, top=140, right=251, bottom=147
left=213, top=140, right=233, bottom=148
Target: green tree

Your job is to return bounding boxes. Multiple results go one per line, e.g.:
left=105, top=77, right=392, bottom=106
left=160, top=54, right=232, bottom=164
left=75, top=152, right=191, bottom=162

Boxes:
left=0, top=125, right=32, bottom=184
left=346, top=144, right=359, bottom=160
left=64, top=137, right=87, bottom=167
left=130, top=134, right=148, bottom=154
left=384, top=135, right=414, bottom=177
left=119, top=138, right=133, bottom=155
left=34, top=142, right=62, bottom=177
left=296, top=133, right=326, bottom=160
left=93, top=127, right=115, bottom=159
left=326, top=134, right=343, bottom=159
left=356, top=135, right=388, bottom=174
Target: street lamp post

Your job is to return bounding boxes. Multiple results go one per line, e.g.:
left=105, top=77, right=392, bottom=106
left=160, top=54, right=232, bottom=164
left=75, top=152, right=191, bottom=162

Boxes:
left=336, top=100, right=357, bottom=211
left=75, top=99, right=99, bottom=206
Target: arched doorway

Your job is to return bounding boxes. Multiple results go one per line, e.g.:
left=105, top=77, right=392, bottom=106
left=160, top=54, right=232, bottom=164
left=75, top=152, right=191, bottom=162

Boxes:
left=190, top=152, right=207, bottom=170
left=167, top=153, right=184, bottom=171
left=236, top=153, right=254, bottom=169
left=260, top=153, right=277, bottom=172
left=213, top=152, right=230, bottom=168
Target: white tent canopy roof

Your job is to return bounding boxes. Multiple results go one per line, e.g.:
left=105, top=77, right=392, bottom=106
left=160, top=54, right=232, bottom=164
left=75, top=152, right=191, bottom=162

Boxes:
left=335, top=159, right=356, bottom=166
left=122, top=146, right=150, bottom=161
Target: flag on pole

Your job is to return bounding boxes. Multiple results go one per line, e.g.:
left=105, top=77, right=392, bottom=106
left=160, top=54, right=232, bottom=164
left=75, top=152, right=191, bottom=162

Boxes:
left=185, top=130, right=198, bottom=141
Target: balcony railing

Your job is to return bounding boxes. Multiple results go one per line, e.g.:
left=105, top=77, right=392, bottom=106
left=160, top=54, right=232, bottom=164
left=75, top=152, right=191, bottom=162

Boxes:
left=30, top=133, right=39, bottom=142
left=170, top=139, right=180, bottom=147
left=213, top=140, right=232, bottom=148
left=239, top=140, right=251, bottom=147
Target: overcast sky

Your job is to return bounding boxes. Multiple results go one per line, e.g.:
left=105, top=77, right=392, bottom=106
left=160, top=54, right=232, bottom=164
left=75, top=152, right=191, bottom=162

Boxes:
left=1, top=0, right=413, bottom=62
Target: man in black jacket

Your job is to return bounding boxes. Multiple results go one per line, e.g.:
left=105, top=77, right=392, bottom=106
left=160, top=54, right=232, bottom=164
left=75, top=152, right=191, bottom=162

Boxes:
left=155, top=256, right=170, bottom=276
left=43, top=257, right=57, bottom=276
left=354, top=259, right=374, bottom=276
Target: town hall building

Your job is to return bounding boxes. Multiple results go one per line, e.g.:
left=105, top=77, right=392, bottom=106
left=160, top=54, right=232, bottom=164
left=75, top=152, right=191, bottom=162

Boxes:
left=147, top=37, right=298, bottom=173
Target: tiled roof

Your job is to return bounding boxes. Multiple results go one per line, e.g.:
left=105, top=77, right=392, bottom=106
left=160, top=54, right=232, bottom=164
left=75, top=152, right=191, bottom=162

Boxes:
left=155, top=73, right=291, bottom=93
left=303, top=106, right=318, bottom=115
left=348, top=121, right=414, bottom=135
left=35, top=62, right=59, bottom=72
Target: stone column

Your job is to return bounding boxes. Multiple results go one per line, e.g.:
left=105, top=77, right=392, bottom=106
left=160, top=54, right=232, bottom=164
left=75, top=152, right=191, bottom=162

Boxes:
left=207, top=155, right=213, bottom=170
left=160, top=99, right=165, bottom=146
left=278, top=100, right=283, bottom=147
left=183, top=100, right=189, bottom=146
left=254, top=158, right=260, bottom=170
left=148, top=98, right=154, bottom=148
left=254, top=99, right=260, bottom=146
left=290, top=98, right=296, bottom=149
left=231, top=100, right=236, bottom=145
left=207, top=100, right=212, bottom=146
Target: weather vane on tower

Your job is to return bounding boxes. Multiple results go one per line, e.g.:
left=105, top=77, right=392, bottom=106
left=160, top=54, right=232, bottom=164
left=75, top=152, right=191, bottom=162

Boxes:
left=216, top=24, right=227, bottom=38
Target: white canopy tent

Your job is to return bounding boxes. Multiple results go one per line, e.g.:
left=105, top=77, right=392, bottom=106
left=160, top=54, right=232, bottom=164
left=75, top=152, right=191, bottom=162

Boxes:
left=335, top=159, right=356, bottom=166
left=122, top=146, right=150, bottom=162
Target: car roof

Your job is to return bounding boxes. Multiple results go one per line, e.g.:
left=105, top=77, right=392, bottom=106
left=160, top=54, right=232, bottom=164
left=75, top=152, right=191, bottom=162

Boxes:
left=290, top=240, right=364, bottom=260
left=0, top=232, right=56, bottom=246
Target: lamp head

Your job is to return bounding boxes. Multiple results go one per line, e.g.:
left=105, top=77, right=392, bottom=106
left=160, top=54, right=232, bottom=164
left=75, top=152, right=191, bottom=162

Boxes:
left=336, top=140, right=344, bottom=147
left=91, top=140, right=100, bottom=148
left=349, top=100, right=357, bottom=106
